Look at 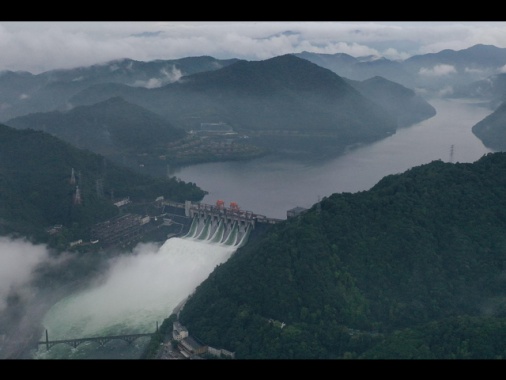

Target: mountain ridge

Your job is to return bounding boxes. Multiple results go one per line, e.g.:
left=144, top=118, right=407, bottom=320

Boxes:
left=6, top=96, right=187, bottom=165
left=68, top=54, right=402, bottom=159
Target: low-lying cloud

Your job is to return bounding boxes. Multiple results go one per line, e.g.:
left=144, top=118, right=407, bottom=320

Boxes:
left=2, top=22, right=506, bottom=74
left=133, top=65, right=183, bottom=88
left=419, top=64, right=457, bottom=77
left=0, top=237, right=50, bottom=312
left=465, top=67, right=485, bottom=74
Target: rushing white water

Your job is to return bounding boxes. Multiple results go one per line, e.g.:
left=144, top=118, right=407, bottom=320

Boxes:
left=185, top=216, right=252, bottom=247
left=32, top=237, right=236, bottom=359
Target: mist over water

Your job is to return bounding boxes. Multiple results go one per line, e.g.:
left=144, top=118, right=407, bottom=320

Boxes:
left=0, top=238, right=50, bottom=313
left=32, top=238, right=236, bottom=359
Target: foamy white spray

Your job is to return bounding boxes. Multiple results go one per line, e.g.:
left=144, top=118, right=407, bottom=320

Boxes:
left=34, top=237, right=236, bottom=358
left=0, top=237, right=50, bottom=312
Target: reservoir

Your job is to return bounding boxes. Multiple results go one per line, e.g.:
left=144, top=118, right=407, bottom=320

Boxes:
left=173, top=98, right=494, bottom=219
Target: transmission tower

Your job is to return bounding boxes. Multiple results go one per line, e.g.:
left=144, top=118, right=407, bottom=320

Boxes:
left=70, top=168, right=76, bottom=185
left=73, top=186, right=82, bottom=205
left=449, top=144, right=454, bottom=163
left=96, top=179, right=104, bottom=198
left=103, top=157, right=107, bottom=179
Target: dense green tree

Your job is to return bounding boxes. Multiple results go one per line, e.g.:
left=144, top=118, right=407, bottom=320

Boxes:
left=0, top=124, right=206, bottom=245
left=180, top=152, right=506, bottom=358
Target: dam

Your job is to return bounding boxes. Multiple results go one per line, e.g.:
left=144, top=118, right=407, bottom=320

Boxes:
left=162, top=200, right=283, bottom=247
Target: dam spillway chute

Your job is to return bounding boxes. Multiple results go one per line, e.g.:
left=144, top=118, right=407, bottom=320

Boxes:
left=184, top=217, right=199, bottom=238
left=235, top=224, right=251, bottom=248
left=210, top=219, right=225, bottom=243
left=196, top=217, right=212, bottom=240
left=180, top=200, right=262, bottom=248
left=222, top=221, right=239, bottom=246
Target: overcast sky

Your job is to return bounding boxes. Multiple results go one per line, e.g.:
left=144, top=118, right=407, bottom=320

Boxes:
left=2, top=22, right=506, bottom=74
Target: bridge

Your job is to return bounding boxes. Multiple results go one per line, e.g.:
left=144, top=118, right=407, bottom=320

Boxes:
left=38, top=322, right=159, bottom=351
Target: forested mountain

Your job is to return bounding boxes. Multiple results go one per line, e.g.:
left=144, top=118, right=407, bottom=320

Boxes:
left=4, top=45, right=506, bottom=127
left=71, top=54, right=395, bottom=133
left=403, top=44, right=506, bottom=74
left=2, top=47, right=506, bottom=162
left=6, top=97, right=186, bottom=164
left=69, top=54, right=400, bottom=158
left=472, top=101, right=506, bottom=151
left=449, top=73, right=506, bottom=108
left=0, top=56, right=238, bottom=122
left=344, top=76, right=436, bottom=127
left=294, top=51, right=415, bottom=88
left=179, top=152, right=506, bottom=359
left=3, top=54, right=444, bottom=160
left=0, top=124, right=206, bottom=244
left=298, top=44, right=506, bottom=98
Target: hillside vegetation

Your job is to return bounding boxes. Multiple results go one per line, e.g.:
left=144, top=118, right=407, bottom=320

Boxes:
left=69, top=55, right=402, bottom=158
left=179, top=152, right=506, bottom=359
left=0, top=124, right=206, bottom=245
left=472, top=101, right=506, bottom=152
left=5, top=55, right=439, bottom=163
left=7, top=96, right=186, bottom=154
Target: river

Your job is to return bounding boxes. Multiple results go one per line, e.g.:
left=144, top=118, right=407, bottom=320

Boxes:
left=31, top=238, right=236, bottom=359
left=172, top=98, right=494, bottom=219
left=31, top=98, right=494, bottom=359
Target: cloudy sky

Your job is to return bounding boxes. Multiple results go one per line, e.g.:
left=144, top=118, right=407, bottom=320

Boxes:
left=1, top=21, right=506, bottom=74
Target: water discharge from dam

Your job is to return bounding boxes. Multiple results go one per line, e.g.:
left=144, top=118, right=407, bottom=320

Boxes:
left=32, top=236, right=237, bottom=359
left=185, top=215, right=252, bottom=248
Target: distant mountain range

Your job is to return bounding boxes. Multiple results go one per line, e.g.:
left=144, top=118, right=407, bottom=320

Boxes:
left=295, top=51, right=415, bottom=89
left=296, top=44, right=506, bottom=97
left=296, top=45, right=506, bottom=154
left=0, top=56, right=238, bottom=121
left=4, top=45, right=506, bottom=162
left=2, top=44, right=505, bottom=123
left=449, top=73, right=506, bottom=107
left=6, top=54, right=440, bottom=161
left=66, top=54, right=436, bottom=158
